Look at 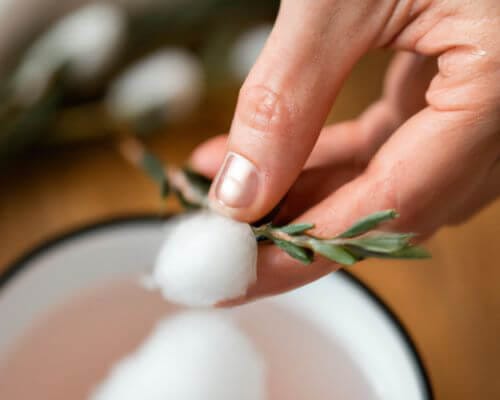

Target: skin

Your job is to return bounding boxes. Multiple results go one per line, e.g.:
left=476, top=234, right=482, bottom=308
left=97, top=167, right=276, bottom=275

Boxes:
left=189, top=0, right=500, bottom=304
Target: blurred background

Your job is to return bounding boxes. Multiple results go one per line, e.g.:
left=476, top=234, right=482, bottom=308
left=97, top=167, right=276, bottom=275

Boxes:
left=0, top=1, right=499, bottom=399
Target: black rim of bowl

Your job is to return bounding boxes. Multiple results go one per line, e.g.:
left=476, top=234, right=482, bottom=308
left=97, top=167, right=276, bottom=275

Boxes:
left=0, top=214, right=434, bottom=399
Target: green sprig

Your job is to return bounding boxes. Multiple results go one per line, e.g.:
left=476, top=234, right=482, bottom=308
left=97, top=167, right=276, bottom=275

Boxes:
left=118, top=138, right=430, bottom=266
left=253, top=219, right=429, bottom=265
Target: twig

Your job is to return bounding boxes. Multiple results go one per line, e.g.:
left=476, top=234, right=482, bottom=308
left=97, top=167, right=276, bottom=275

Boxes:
left=117, top=136, right=430, bottom=266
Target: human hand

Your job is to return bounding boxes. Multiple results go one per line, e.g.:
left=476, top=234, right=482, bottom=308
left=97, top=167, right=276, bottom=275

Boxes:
left=190, top=0, right=500, bottom=303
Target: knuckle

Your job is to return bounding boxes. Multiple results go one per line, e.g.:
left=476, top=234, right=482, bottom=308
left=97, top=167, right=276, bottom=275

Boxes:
left=364, top=160, right=421, bottom=231
left=364, top=165, right=400, bottom=211
left=236, top=84, right=292, bottom=137
left=428, top=48, right=500, bottom=112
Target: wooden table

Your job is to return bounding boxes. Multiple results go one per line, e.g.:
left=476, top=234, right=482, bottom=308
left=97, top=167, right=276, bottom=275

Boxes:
left=1, top=53, right=499, bottom=399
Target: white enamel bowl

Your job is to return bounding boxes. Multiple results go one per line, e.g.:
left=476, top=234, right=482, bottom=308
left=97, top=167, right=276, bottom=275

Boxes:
left=0, top=217, right=432, bottom=400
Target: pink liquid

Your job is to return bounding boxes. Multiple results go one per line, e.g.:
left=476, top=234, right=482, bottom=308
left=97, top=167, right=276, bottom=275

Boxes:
left=0, top=280, right=373, bottom=399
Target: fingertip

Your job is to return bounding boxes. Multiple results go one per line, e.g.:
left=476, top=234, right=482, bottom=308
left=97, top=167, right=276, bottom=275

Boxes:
left=208, top=151, right=263, bottom=223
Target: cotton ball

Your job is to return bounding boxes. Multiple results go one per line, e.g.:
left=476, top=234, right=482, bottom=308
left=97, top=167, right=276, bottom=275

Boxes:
left=13, top=2, right=125, bottom=105
left=153, top=211, right=257, bottom=307
left=106, top=49, right=204, bottom=123
left=91, top=311, right=267, bottom=400
left=229, top=24, right=272, bottom=80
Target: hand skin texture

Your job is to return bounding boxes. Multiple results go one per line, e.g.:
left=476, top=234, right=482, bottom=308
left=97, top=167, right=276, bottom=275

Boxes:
left=189, top=0, right=500, bottom=304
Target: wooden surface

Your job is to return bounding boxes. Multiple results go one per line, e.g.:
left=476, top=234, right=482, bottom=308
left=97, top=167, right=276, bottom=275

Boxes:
left=1, top=53, right=499, bottom=399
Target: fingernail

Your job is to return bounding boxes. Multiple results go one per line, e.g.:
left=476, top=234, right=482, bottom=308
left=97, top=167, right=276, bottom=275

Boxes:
left=213, top=152, right=259, bottom=209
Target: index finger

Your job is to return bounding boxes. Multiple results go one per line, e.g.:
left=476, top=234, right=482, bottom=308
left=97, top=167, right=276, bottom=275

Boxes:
left=208, top=0, right=396, bottom=222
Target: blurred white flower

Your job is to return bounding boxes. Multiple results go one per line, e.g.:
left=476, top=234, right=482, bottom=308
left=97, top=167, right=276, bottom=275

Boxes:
left=106, top=48, right=204, bottom=124
left=13, top=2, right=126, bottom=105
left=229, top=24, right=272, bottom=81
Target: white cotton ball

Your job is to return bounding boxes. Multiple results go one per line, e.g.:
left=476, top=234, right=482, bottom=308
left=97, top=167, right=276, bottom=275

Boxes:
left=91, top=311, right=268, bottom=400
left=229, top=24, right=272, bottom=80
left=153, top=211, right=257, bottom=307
left=106, top=48, right=204, bottom=122
left=13, top=2, right=126, bottom=104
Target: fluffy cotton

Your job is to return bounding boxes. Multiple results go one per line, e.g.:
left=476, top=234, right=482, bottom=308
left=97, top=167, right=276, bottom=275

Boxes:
left=91, top=311, right=267, bottom=400
left=152, top=211, right=258, bottom=307
left=229, top=25, right=272, bottom=80
left=106, top=48, right=204, bottom=122
left=13, top=3, right=126, bottom=104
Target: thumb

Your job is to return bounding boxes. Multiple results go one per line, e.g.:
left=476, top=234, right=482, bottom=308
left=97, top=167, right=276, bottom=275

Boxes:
left=208, top=0, right=397, bottom=222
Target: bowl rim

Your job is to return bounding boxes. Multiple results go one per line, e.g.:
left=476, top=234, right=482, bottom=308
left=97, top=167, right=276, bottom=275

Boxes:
left=0, top=214, right=433, bottom=399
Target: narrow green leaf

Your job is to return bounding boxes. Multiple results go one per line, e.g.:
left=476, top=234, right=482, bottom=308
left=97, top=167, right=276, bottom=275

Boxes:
left=310, top=240, right=358, bottom=266
left=141, top=152, right=169, bottom=197
left=389, top=246, right=431, bottom=259
left=182, top=167, right=211, bottom=195
left=338, top=210, right=399, bottom=238
left=345, top=244, right=431, bottom=260
left=279, top=223, right=315, bottom=235
left=343, top=246, right=371, bottom=260
left=272, top=239, right=313, bottom=265
left=347, top=233, right=415, bottom=253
